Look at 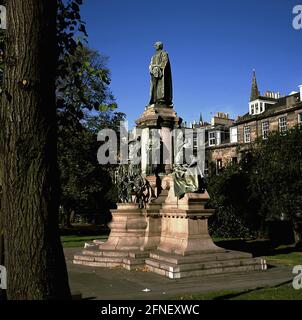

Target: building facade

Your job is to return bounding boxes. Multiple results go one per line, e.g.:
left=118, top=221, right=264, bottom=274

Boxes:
left=191, top=72, right=302, bottom=174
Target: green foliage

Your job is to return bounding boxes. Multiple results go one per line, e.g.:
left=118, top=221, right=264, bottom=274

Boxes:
left=250, top=127, right=302, bottom=244
left=56, top=0, right=117, bottom=126
left=58, top=111, right=125, bottom=225
left=250, top=127, right=302, bottom=223
left=208, top=127, right=302, bottom=242
left=55, top=1, right=122, bottom=223
left=207, top=163, right=257, bottom=238
left=56, top=45, right=117, bottom=126
left=57, top=0, right=88, bottom=80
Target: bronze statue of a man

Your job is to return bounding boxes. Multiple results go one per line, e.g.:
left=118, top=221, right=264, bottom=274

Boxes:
left=149, top=41, right=173, bottom=106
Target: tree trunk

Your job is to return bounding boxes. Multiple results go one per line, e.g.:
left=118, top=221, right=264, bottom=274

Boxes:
left=70, top=210, right=75, bottom=224
left=257, top=217, right=268, bottom=240
left=63, top=206, right=72, bottom=229
left=0, top=0, right=71, bottom=299
left=0, top=193, right=3, bottom=268
left=292, top=219, right=302, bottom=247
left=0, top=169, right=3, bottom=266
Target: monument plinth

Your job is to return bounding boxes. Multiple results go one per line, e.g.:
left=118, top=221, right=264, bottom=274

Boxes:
left=135, top=104, right=180, bottom=129
left=145, top=177, right=263, bottom=279
left=74, top=203, right=149, bottom=270
left=98, top=203, right=146, bottom=251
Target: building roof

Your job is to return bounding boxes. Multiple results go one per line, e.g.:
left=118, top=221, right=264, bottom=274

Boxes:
left=255, top=95, right=278, bottom=102
left=236, top=93, right=301, bottom=125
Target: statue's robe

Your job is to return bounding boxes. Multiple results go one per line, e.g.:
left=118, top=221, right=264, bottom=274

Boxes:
left=149, top=50, right=173, bottom=105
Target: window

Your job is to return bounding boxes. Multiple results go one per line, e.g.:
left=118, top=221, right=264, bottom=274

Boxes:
left=260, top=102, right=263, bottom=113
left=244, top=126, right=251, bottom=143
left=251, top=105, right=254, bottom=114
left=278, top=116, right=287, bottom=133
left=298, top=113, right=302, bottom=127
left=255, top=103, right=259, bottom=114
left=204, top=160, right=209, bottom=175
left=216, top=159, right=223, bottom=174
left=262, top=121, right=269, bottom=139
left=230, top=127, right=238, bottom=143
left=209, top=132, right=216, bottom=146
left=193, top=136, right=197, bottom=148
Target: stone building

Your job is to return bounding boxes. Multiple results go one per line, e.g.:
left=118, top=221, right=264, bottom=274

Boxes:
left=189, top=72, right=302, bottom=174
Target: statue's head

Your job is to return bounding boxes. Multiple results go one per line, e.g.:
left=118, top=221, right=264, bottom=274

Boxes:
left=154, top=41, right=163, bottom=51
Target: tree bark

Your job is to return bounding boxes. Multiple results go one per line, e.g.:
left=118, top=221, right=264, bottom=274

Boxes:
left=63, top=206, right=73, bottom=229
left=0, top=0, right=71, bottom=299
left=292, top=219, right=302, bottom=247
left=257, top=218, right=268, bottom=240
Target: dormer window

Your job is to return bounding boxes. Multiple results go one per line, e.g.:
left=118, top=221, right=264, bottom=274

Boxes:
left=260, top=102, right=263, bottom=113
left=255, top=103, right=259, bottom=113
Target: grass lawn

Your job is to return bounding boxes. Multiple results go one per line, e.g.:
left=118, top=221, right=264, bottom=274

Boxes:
left=264, top=248, right=302, bottom=266
left=177, top=283, right=302, bottom=300
left=61, top=234, right=108, bottom=248
left=60, top=223, right=110, bottom=247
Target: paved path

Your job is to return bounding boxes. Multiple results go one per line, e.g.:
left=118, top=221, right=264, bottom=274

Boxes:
left=65, top=248, right=293, bottom=300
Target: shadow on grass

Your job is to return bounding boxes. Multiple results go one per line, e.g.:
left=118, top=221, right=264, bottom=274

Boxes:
left=214, top=239, right=300, bottom=258
left=60, top=224, right=110, bottom=237
left=210, top=280, right=292, bottom=300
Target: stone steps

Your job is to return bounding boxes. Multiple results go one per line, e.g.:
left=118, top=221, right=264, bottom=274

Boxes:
left=145, top=251, right=265, bottom=279
left=73, top=260, right=121, bottom=268
left=149, top=250, right=251, bottom=265
left=73, top=249, right=150, bottom=270
left=146, top=263, right=262, bottom=279
left=122, top=258, right=147, bottom=271
left=73, top=246, right=266, bottom=279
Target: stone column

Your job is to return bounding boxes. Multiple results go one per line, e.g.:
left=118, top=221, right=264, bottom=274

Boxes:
left=135, top=104, right=181, bottom=176
left=141, top=127, right=149, bottom=176
left=161, top=126, right=173, bottom=174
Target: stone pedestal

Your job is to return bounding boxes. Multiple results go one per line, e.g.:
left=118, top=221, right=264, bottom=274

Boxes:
left=73, top=203, right=149, bottom=270
left=74, top=177, right=264, bottom=278
left=140, top=189, right=168, bottom=251
left=156, top=186, right=223, bottom=255
left=145, top=178, right=264, bottom=278
left=98, top=203, right=146, bottom=251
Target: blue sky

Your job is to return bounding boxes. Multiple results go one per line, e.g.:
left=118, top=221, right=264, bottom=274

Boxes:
left=81, top=0, right=302, bottom=126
